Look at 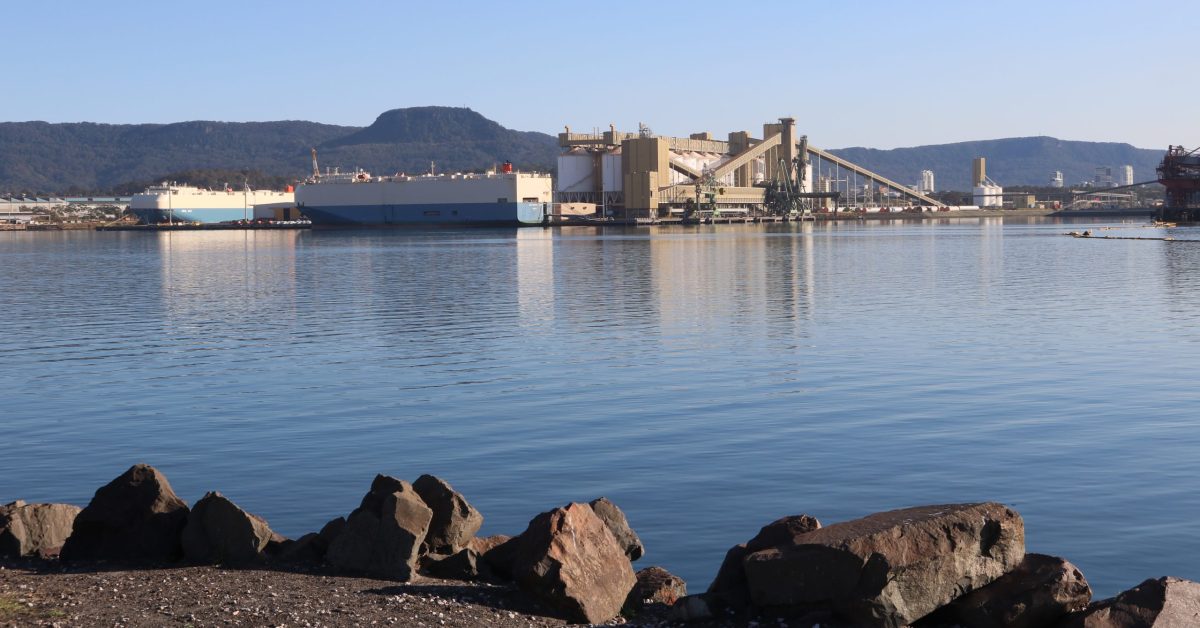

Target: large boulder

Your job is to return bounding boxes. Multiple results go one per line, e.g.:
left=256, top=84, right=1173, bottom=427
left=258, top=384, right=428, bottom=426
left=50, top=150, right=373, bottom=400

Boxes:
left=920, top=553, right=1090, bottom=628
left=745, top=514, right=822, bottom=551
left=60, top=464, right=190, bottom=563
left=588, top=497, right=644, bottom=561
left=1061, top=577, right=1200, bottom=627
left=326, top=475, right=432, bottom=580
left=181, top=492, right=277, bottom=565
left=0, top=500, right=81, bottom=558
left=706, top=514, right=821, bottom=611
left=707, top=543, right=752, bottom=611
left=511, top=502, right=638, bottom=624
left=743, top=502, right=1025, bottom=627
left=412, top=474, right=482, bottom=554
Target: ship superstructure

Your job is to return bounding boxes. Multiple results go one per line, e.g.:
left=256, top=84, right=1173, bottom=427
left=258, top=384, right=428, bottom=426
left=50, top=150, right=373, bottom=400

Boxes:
left=295, top=165, right=552, bottom=226
left=130, top=183, right=295, bottom=224
left=1156, top=145, right=1200, bottom=222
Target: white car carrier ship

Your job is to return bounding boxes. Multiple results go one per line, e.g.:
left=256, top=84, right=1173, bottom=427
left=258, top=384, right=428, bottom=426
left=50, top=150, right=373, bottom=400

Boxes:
left=295, top=161, right=552, bottom=226
left=130, top=183, right=295, bottom=224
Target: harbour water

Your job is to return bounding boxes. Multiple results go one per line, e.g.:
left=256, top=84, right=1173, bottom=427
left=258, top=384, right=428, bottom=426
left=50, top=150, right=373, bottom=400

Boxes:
left=2, top=218, right=1198, bottom=597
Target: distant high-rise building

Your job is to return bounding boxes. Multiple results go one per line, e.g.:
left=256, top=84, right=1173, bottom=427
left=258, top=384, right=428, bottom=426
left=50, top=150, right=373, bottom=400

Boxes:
left=1121, top=165, right=1134, bottom=186
left=919, top=170, right=935, bottom=193
left=1051, top=171, right=1064, bottom=188
left=1094, top=166, right=1114, bottom=188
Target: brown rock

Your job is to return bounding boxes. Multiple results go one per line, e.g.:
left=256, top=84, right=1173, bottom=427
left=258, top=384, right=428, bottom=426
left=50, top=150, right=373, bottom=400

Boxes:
left=706, top=543, right=752, bottom=610
left=412, top=475, right=483, bottom=554
left=326, top=477, right=432, bottom=580
left=468, top=533, right=510, bottom=556
left=181, top=492, right=276, bottom=565
left=423, top=547, right=481, bottom=581
left=626, top=566, right=687, bottom=610
left=480, top=535, right=521, bottom=581
left=921, top=553, right=1090, bottom=628
left=60, top=464, right=191, bottom=563
left=0, top=501, right=81, bottom=558
left=745, top=513, right=821, bottom=552
left=1061, top=577, right=1200, bottom=627
left=511, top=502, right=638, bottom=624
left=743, top=502, right=1025, bottom=627
left=588, top=497, right=644, bottom=561
left=704, top=514, right=822, bottom=612
left=277, top=517, right=344, bottom=565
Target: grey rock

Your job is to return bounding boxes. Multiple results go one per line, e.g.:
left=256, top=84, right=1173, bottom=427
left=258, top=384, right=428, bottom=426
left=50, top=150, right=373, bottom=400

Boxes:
left=670, top=594, right=716, bottom=622
left=922, top=553, right=1090, bottom=628
left=511, top=501, right=637, bottom=624
left=412, top=474, right=483, bottom=554
left=0, top=501, right=81, bottom=558
left=1060, top=576, right=1200, bottom=627
left=743, top=502, right=1025, bottom=627
left=181, top=491, right=276, bottom=565
left=60, top=464, right=190, bottom=563
left=588, top=496, right=644, bottom=561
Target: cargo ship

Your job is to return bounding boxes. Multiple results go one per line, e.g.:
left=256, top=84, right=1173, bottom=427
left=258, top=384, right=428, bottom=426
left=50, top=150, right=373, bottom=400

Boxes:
left=130, top=183, right=295, bottom=224
left=295, top=162, right=552, bottom=226
left=1155, top=145, right=1200, bottom=222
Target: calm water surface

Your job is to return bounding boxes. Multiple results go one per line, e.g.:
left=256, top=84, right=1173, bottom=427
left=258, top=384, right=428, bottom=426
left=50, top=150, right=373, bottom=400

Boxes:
left=3, top=218, right=1199, bottom=596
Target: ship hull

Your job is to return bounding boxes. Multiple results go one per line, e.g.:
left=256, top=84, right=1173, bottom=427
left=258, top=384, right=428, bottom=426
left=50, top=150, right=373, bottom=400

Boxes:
left=1154, top=207, right=1200, bottom=223
left=301, top=202, right=546, bottom=226
left=130, top=207, right=258, bottom=224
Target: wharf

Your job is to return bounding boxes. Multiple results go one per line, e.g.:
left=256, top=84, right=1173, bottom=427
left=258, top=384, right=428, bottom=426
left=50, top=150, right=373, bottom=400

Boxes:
left=96, top=222, right=312, bottom=232
left=544, top=208, right=1155, bottom=227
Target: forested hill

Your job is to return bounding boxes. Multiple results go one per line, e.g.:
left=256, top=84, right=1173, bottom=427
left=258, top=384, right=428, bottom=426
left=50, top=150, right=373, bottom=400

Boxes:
left=0, top=107, right=558, bottom=194
left=828, top=137, right=1164, bottom=192
left=0, top=107, right=1167, bottom=194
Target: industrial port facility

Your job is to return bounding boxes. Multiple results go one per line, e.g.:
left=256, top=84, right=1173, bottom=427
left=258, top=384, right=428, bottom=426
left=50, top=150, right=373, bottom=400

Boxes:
left=553, top=117, right=946, bottom=222
left=3, top=115, right=1172, bottom=229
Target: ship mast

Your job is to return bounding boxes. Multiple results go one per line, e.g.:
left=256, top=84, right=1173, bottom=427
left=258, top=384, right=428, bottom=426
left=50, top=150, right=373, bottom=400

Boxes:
left=311, top=148, right=320, bottom=179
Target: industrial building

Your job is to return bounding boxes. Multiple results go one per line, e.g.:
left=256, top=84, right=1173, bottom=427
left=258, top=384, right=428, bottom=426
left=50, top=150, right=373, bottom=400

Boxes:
left=555, top=118, right=943, bottom=219
left=972, top=158, right=1004, bottom=208
left=0, top=196, right=129, bottom=224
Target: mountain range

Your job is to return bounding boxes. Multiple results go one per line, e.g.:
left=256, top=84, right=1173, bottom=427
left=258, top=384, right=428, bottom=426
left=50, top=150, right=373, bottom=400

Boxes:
left=0, top=107, right=1167, bottom=194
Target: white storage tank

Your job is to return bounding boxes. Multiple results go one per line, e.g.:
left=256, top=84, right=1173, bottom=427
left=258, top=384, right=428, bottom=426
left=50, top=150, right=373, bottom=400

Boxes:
left=556, top=148, right=595, bottom=193
left=602, top=149, right=623, bottom=192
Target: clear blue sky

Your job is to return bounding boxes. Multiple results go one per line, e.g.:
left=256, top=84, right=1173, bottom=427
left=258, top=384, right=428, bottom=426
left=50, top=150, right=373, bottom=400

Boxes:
left=2, top=0, right=1193, bottom=149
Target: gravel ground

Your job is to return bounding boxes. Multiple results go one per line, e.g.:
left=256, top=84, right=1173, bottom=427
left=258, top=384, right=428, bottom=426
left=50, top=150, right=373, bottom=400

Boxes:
left=0, top=559, right=688, bottom=628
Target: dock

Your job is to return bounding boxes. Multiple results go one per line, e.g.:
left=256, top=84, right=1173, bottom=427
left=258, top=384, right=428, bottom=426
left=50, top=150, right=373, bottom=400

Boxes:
left=96, top=222, right=312, bottom=232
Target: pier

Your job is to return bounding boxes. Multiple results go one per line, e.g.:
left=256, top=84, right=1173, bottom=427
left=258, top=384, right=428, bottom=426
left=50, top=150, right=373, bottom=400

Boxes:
left=95, top=222, right=311, bottom=232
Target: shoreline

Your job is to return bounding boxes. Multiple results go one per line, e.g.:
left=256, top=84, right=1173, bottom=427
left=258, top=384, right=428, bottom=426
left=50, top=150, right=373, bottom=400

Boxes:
left=0, top=207, right=1156, bottom=234
left=5, top=466, right=1199, bottom=627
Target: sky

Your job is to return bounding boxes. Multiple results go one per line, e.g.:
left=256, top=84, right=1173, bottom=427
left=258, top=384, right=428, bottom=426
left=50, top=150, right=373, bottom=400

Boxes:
left=2, top=0, right=1195, bottom=149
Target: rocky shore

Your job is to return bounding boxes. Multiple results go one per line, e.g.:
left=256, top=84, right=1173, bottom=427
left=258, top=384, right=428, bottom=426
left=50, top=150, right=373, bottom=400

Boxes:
left=3, top=464, right=1198, bottom=627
